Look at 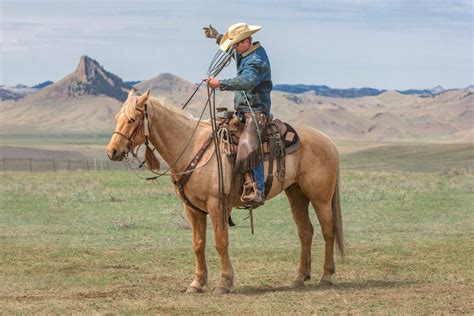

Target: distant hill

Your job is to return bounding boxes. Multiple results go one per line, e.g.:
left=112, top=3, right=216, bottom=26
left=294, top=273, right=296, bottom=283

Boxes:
left=273, top=84, right=385, bottom=98
left=4, top=76, right=466, bottom=101
left=397, top=86, right=448, bottom=97
left=34, top=55, right=130, bottom=101
left=1, top=56, right=129, bottom=102
left=0, top=87, right=23, bottom=101
left=32, top=81, right=54, bottom=89
left=273, top=84, right=456, bottom=98
left=0, top=82, right=52, bottom=101
left=124, top=80, right=141, bottom=87
left=133, top=73, right=215, bottom=117
left=134, top=73, right=197, bottom=95
left=0, top=56, right=472, bottom=143
left=25, top=55, right=130, bottom=102
left=0, top=55, right=126, bottom=134
left=0, top=85, right=37, bottom=101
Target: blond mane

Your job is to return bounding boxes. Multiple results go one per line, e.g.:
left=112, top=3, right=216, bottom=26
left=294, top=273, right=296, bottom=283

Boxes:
left=120, top=92, right=210, bottom=128
left=120, top=95, right=140, bottom=120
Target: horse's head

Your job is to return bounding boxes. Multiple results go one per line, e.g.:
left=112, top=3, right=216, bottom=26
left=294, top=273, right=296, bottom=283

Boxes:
left=107, top=88, right=151, bottom=161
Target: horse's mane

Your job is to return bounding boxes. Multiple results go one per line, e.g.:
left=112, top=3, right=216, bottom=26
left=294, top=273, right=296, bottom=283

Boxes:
left=148, top=97, right=189, bottom=118
left=121, top=95, right=140, bottom=120
left=122, top=94, right=209, bottom=126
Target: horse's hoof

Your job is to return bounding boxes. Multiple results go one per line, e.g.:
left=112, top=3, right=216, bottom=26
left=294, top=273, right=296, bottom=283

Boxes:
left=290, top=280, right=305, bottom=289
left=319, top=279, right=333, bottom=287
left=213, top=287, right=231, bottom=295
left=186, top=286, right=204, bottom=294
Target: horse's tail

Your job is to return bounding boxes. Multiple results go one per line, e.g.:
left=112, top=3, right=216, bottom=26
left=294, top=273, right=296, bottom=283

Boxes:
left=332, top=174, right=345, bottom=259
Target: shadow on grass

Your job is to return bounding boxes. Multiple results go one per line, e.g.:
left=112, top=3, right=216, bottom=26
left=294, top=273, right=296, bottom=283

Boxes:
left=236, top=279, right=418, bottom=295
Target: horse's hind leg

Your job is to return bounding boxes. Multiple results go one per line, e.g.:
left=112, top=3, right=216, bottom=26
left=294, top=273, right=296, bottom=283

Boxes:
left=184, top=205, right=208, bottom=293
left=285, top=184, right=313, bottom=289
left=312, top=200, right=336, bottom=285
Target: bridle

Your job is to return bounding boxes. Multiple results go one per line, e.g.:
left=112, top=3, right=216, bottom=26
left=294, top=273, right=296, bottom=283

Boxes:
left=111, top=46, right=234, bottom=159
left=112, top=105, right=148, bottom=155
left=110, top=88, right=228, bottom=227
left=111, top=98, right=211, bottom=179
left=108, top=50, right=235, bottom=227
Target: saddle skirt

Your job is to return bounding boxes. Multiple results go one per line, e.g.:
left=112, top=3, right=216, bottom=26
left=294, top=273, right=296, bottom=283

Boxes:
left=217, top=112, right=301, bottom=198
left=218, top=113, right=301, bottom=160
left=263, top=119, right=300, bottom=159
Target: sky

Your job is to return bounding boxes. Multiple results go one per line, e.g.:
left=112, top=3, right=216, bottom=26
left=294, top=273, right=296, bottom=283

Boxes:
left=1, top=0, right=473, bottom=90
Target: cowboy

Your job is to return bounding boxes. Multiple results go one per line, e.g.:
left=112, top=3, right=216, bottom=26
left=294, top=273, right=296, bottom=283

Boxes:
left=203, top=22, right=272, bottom=206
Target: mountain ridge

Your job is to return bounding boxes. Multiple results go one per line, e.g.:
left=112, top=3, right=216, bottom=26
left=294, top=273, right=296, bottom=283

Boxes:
left=272, top=84, right=458, bottom=98
left=0, top=55, right=472, bottom=143
left=1, top=56, right=130, bottom=101
left=2, top=78, right=467, bottom=102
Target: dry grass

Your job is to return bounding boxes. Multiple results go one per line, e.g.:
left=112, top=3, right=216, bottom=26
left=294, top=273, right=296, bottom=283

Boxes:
left=0, top=169, right=472, bottom=314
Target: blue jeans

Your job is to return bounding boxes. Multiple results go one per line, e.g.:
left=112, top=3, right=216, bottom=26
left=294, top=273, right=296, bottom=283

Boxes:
left=252, top=161, right=265, bottom=192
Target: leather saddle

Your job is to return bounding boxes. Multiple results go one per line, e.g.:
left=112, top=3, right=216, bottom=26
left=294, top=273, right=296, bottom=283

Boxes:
left=217, top=112, right=301, bottom=197
left=172, top=111, right=301, bottom=214
left=218, top=112, right=301, bottom=158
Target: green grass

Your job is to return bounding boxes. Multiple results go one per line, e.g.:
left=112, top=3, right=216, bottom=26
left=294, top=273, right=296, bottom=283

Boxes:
left=1, top=168, right=472, bottom=314
left=341, top=143, right=474, bottom=172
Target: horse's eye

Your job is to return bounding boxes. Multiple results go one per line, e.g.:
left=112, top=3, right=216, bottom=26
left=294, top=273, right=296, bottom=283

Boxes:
left=128, top=118, right=136, bottom=124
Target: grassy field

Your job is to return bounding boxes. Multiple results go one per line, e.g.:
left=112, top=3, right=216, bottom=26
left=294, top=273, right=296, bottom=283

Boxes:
left=342, top=143, right=474, bottom=172
left=0, top=146, right=473, bottom=314
left=0, top=134, right=113, bottom=146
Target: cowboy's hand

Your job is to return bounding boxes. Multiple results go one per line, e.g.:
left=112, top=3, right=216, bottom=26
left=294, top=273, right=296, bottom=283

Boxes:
left=206, top=77, right=220, bottom=89
left=203, top=24, right=219, bottom=39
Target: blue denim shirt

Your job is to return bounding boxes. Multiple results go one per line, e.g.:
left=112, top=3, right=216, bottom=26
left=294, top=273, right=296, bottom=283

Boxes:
left=219, top=43, right=272, bottom=114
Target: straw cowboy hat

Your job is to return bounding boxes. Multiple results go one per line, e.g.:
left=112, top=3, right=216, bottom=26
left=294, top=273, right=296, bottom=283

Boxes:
left=219, top=22, right=262, bottom=51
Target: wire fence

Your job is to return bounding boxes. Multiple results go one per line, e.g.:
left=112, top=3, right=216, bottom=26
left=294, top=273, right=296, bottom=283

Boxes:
left=1, top=157, right=129, bottom=172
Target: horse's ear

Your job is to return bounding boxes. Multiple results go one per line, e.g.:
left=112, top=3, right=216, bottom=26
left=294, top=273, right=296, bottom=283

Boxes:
left=128, top=88, right=137, bottom=97
left=137, top=89, right=151, bottom=107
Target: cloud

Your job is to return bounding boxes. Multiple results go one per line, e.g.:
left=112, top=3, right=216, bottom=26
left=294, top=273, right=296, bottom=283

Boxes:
left=1, top=0, right=472, bottom=89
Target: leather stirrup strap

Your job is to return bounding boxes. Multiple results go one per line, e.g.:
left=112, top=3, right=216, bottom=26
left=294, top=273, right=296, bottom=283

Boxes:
left=172, top=134, right=214, bottom=213
left=264, top=124, right=277, bottom=198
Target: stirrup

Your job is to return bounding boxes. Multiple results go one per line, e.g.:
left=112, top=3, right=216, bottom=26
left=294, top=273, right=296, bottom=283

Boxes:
left=240, top=181, right=265, bottom=206
left=241, top=181, right=257, bottom=202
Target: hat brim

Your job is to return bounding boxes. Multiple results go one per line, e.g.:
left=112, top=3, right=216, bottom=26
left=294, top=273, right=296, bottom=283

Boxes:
left=219, top=25, right=261, bottom=51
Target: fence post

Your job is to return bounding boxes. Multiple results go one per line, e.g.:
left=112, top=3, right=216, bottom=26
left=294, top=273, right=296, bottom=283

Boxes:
left=52, top=158, right=56, bottom=172
left=29, top=157, right=32, bottom=172
left=106, top=161, right=110, bottom=171
left=68, top=159, right=71, bottom=171
left=86, top=160, right=89, bottom=171
left=93, top=157, right=97, bottom=171
left=3, top=157, right=5, bottom=173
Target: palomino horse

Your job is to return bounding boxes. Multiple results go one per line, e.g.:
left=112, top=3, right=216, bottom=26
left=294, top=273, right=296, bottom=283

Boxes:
left=107, top=89, right=344, bottom=294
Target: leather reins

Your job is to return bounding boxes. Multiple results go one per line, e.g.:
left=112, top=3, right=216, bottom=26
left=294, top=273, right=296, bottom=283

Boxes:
left=112, top=107, right=146, bottom=154
left=113, top=46, right=234, bottom=220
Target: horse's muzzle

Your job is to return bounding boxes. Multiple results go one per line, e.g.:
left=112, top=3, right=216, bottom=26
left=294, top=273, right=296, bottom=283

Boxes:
left=107, top=147, right=125, bottom=161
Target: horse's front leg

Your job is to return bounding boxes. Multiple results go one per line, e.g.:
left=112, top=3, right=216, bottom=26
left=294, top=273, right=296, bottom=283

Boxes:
left=208, top=198, right=234, bottom=294
left=184, top=205, right=208, bottom=293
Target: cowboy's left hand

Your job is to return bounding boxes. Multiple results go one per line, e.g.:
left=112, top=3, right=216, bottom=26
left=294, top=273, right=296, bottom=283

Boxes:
left=203, top=24, right=220, bottom=39
left=206, top=77, right=220, bottom=90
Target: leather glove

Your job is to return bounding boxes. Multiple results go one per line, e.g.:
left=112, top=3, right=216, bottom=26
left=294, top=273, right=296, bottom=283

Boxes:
left=203, top=24, right=220, bottom=39
left=206, top=77, right=220, bottom=89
